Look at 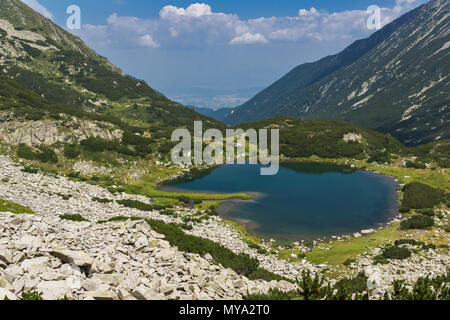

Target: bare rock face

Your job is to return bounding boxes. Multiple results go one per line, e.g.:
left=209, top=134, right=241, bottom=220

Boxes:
left=0, top=118, right=122, bottom=146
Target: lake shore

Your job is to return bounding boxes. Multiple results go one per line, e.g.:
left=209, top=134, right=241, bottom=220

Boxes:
left=160, top=160, right=401, bottom=245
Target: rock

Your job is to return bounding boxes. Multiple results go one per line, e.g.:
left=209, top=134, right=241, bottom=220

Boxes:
left=156, top=240, right=171, bottom=249
left=12, top=252, right=26, bottom=264
left=12, top=278, right=25, bottom=294
left=20, top=257, right=49, bottom=276
left=0, top=277, right=13, bottom=291
left=82, top=279, right=101, bottom=292
left=134, top=236, right=148, bottom=251
left=361, top=229, right=375, bottom=235
left=3, top=265, right=24, bottom=283
left=40, top=268, right=66, bottom=281
left=66, top=276, right=82, bottom=290
left=373, top=248, right=382, bottom=256
left=150, top=230, right=165, bottom=239
left=36, top=281, right=70, bottom=300
left=204, top=253, right=213, bottom=262
left=365, top=266, right=383, bottom=290
left=131, top=286, right=165, bottom=300
left=50, top=249, right=93, bottom=269
left=0, top=246, right=12, bottom=264
left=93, top=274, right=120, bottom=287
left=60, top=264, right=83, bottom=277
left=100, top=262, right=115, bottom=274
left=85, top=291, right=116, bottom=300
left=14, top=235, right=42, bottom=250
left=0, top=288, right=17, bottom=300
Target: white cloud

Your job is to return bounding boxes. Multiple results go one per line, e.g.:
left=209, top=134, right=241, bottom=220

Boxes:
left=298, top=7, right=320, bottom=16
left=160, top=3, right=213, bottom=19
left=137, top=34, right=159, bottom=48
left=21, top=0, right=54, bottom=20
left=75, top=1, right=425, bottom=49
left=230, top=32, right=268, bottom=45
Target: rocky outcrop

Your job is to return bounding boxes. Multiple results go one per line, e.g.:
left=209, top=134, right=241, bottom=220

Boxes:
left=0, top=118, right=122, bottom=146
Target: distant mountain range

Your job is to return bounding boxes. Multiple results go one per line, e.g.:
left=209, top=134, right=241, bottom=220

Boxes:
left=224, top=0, right=449, bottom=146
left=186, top=105, right=234, bottom=122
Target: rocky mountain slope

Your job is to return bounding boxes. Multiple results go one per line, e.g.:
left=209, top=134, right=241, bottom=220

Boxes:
left=0, top=0, right=221, bottom=132
left=225, top=0, right=449, bottom=146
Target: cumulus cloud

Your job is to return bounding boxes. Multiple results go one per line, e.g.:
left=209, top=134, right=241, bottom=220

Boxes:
left=137, top=34, right=159, bottom=48
left=21, top=0, right=54, bottom=20
left=160, top=3, right=213, bottom=19
left=74, top=1, right=425, bottom=49
left=230, top=33, right=268, bottom=45
left=298, top=7, right=320, bottom=16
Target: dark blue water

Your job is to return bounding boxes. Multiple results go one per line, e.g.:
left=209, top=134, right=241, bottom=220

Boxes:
left=161, top=163, right=399, bottom=242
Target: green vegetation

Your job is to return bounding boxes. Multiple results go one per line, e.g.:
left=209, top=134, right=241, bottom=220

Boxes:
left=343, top=258, right=356, bottom=266
left=0, top=198, right=34, bottom=214
left=17, top=144, right=58, bottom=164
left=405, top=160, right=427, bottom=169
left=246, top=289, right=299, bottom=300
left=91, top=197, right=114, bottom=203
left=386, top=271, right=450, bottom=300
left=63, top=144, right=81, bottom=159
left=247, top=271, right=450, bottom=300
left=394, top=239, right=420, bottom=246
left=117, top=199, right=155, bottom=211
left=335, top=274, right=368, bottom=294
left=402, top=182, right=444, bottom=209
left=146, top=219, right=284, bottom=282
left=238, top=117, right=403, bottom=161
left=126, top=168, right=252, bottom=201
left=400, top=215, right=434, bottom=230
left=59, top=214, right=89, bottom=222
left=97, top=216, right=142, bottom=224
left=223, top=220, right=262, bottom=246
left=21, top=291, right=43, bottom=300
left=247, top=271, right=368, bottom=300
left=415, top=208, right=435, bottom=217
left=21, top=165, right=39, bottom=174
left=116, top=199, right=173, bottom=211
left=378, top=246, right=411, bottom=260
left=291, top=223, right=402, bottom=265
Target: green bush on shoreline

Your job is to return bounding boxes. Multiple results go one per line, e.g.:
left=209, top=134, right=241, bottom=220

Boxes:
left=402, top=182, right=443, bottom=209
left=400, top=215, right=434, bottom=230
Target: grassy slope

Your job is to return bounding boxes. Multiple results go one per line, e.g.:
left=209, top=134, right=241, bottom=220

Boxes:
left=126, top=168, right=252, bottom=201
left=0, top=198, right=34, bottom=214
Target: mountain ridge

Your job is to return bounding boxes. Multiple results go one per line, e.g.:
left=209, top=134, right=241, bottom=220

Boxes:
left=225, top=0, right=449, bottom=146
left=0, top=0, right=223, bottom=133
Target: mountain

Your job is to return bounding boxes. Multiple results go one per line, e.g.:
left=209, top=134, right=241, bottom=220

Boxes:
left=186, top=105, right=234, bottom=122
left=225, top=0, right=449, bottom=146
left=0, top=0, right=222, bottom=133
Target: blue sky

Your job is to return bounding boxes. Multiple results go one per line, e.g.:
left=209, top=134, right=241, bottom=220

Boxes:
left=23, top=0, right=426, bottom=109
